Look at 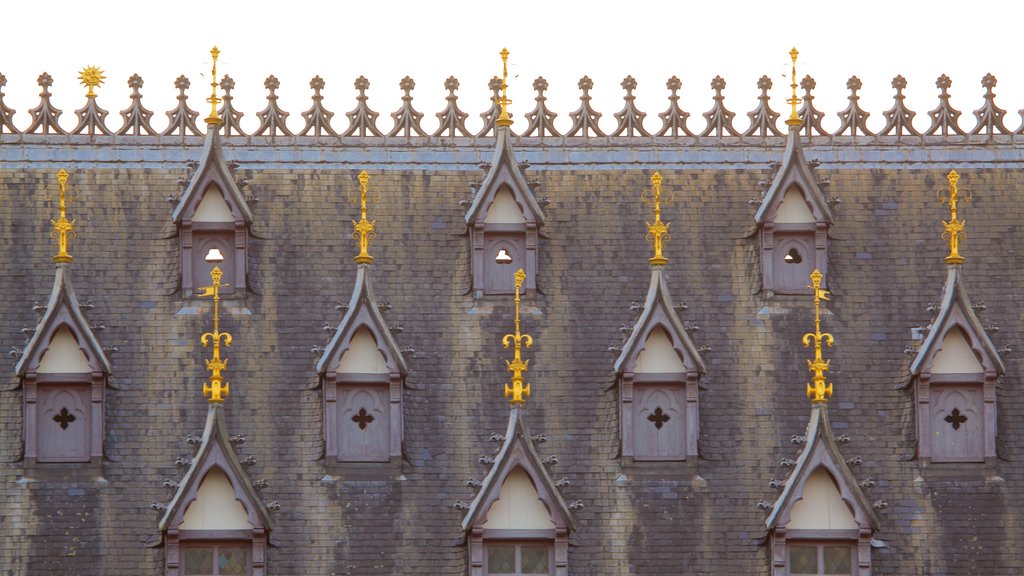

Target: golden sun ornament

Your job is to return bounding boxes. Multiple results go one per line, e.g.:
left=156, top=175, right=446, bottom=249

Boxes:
left=78, top=66, right=106, bottom=97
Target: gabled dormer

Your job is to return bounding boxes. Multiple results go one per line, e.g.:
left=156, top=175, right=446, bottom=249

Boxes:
left=465, top=52, right=545, bottom=296
left=766, top=404, right=881, bottom=576
left=614, top=175, right=705, bottom=462
left=160, top=405, right=272, bottom=576
left=462, top=407, right=577, bottom=576
left=909, top=170, right=1003, bottom=464
left=172, top=56, right=253, bottom=297
left=316, top=265, right=407, bottom=464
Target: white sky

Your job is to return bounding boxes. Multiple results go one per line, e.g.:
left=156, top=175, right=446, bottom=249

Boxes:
left=2, top=0, right=1021, bottom=135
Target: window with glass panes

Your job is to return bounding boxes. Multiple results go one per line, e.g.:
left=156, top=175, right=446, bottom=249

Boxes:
left=485, top=542, right=553, bottom=575
left=788, top=543, right=854, bottom=576
left=183, top=543, right=251, bottom=576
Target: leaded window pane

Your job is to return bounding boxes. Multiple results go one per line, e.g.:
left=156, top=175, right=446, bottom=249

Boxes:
left=184, top=548, right=213, bottom=575
left=487, top=545, right=516, bottom=573
left=520, top=545, right=550, bottom=574
left=789, top=545, right=817, bottom=574
left=823, top=545, right=852, bottom=574
left=218, top=546, right=248, bottom=575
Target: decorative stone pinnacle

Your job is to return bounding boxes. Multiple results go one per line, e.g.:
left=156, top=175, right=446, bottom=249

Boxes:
left=354, top=76, right=370, bottom=92
left=264, top=75, right=280, bottom=92
left=622, top=75, right=638, bottom=92
left=941, top=169, right=968, bottom=265
left=803, top=269, right=833, bottom=403
left=444, top=75, right=460, bottom=92
left=644, top=172, right=670, bottom=266
left=352, top=170, right=376, bottom=264
left=196, top=264, right=232, bottom=404
left=579, top=76, right=594, bottom=92
left=711, top=75, right=726, bottom=93
left=503, top=268, right=533, bottom=405
left=786, top=47, right=802, bottom=126
left=533, top=77, right=548, bottom=92
left=497, top=48, right=513, bottom=127
left=666, top=76, right=682, bottom=91
left=847, top=76, right=863, bottom=93
left=50, top=169, right=75, bottom=264
left=310, top=75, right=325, bottom=91
left=205, top=46, right=222, bottom=126
left=78, top=66, right=105, bottom=98
left=892, top=75, right=908, bottom=91
left=220, top=75, right=236, bottom=91
left=128, top=74, right=144, bottom=90
left=38, top=72, right=54, bottom=89
left=936, top=74, right=952, bottom=90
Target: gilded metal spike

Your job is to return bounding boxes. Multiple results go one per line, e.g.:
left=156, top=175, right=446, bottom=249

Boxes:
left=78, top=66, right=105, bottom=98
left=496, top=48, right=513, bottom=127
left=503, top=268, right=533, bottom=405
left=50, top=169, right=76, bottom=264
left=644, top=172, right=670, bottom=265
left=941, top=169, right=968, bottom=265
left=802, top=269, right=833, bottom=402
left=785, top=47, right=802, bottom=127
left=196, top=265, right=232, bottom=403
left=352, top=170, right=376, bottom=264
left=205, top=46, right=223, bottom=126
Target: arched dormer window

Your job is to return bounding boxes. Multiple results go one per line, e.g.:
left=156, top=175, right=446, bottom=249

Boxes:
left=172, top=127, right=253, bottom=297
left=755, top=125, right=833, bottom=295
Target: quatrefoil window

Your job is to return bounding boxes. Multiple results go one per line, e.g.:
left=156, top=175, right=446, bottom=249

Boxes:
left=944, top=407, right=968, bottom=431
left=647, top=406, right=670, bottom=429
left=351, top=407, right=375, bottom=430
left=53, top=407, right=76, bottom=430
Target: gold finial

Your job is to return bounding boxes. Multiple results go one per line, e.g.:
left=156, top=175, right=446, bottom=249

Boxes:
left=496, top=48, right=513, bottom=127
left=206, top=46, right=223, bottom=126
left=802, top=269, right=834, bottom=402
left=78, top=66, right=105, bottom=98
left=50, top=169, right=76, bottom=264
left=643, top=172, right=670, bottom=265
left=940, top=169, right=969, bottom=265
left=785, top=47, right=802, bottom=127
left=502, top=268, right=533, bottom=405
left=196, top=262, right=232, bottom=403
left=352, top=170, right=377, bottom=264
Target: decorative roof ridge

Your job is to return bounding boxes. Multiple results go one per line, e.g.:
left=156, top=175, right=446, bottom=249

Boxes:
left=315, top=264, right=407, bottom=376
left=15, top=264, right=110, bottom=376
left=910, top=265, right=1004, bottom=376
left=461, top=406, right=576, bottom=532
left=754, top=122, right=834, bottom=225
left=159, top=404, right=272, bottom=533
left=765, top=403, right=880, bottom=531
left=614, top=266, right=705, bottom=375
left=463, top=125, right=545, bottom=226
left=170, top=126, right=254, bottom=224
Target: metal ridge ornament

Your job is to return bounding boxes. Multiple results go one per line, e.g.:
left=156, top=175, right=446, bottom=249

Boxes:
left=196, top=262, right=232, bottom=403
left=496, top=48, right=513, bottom=127
left=352, top=170, right=376, bottom=264
left=785, top=48, right=802, bottom=127
left=503, top=268, right=533, bottom=405
left=50, top=169, right=75, bottom=264
left=78, top=66, right=105, bottom=98
left=803, top=269, right=833, bottom=402
left=643, top=172, right=670, bottom=265
left=941, top=169, right=969, bottom=265
left=206, top=46, right=223, bottom=126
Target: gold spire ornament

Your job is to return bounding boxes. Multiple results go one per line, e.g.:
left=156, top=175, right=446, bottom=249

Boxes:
left=205, top=46, right=223, bottom=126
left=352, top=170, right=376, bottom=264
left=196, top=263, right=232, bottom=403
left=785, top=47, right=802, bottom=127
left=78, top=66, right=105, bottom=98
left=802, top=269, right=834, bottom=402
left=643, top=172, right=670, bottom=265
left=496, top=48, right=513, bottom=127
left=941, top=169, right=968, bottom=265
left=50, top=169, right=76, bottom=264
left=502, top=268, right=533, bottom=405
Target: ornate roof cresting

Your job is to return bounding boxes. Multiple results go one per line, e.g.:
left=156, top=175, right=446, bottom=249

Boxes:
left=643, top=172, right=669, bottom=266
left=50, top=169, right=75, bottom=264
left=803, top=269, right=833, bottom=402
left=503, top=269, right=533, bottom=405
left=940, top=169, right=968, bottom=265
left=195, top=258, right=232, bottom=403
left=352, top=171, right=376, bottom=264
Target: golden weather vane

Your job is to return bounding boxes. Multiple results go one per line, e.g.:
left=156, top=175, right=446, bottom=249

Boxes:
left=785, top=47, right=802, bottom=127
left=206, top=46, right=222, bottom=126
left=940, top=169, right=969, bottom=265
left=196, top=257, right=232, bottom=403
left=352, top=170, right=377, bottom=264
left=78, top=66, right=105, bottom=98
left=802, top=269, right=833, bottom=402
left=496, top=48, right=513, bottom=127
left=643, top=172, right=670, bottom=265
left=502, top=269, right=533, bottom=405
left=50, top=169, right=76, bottom=264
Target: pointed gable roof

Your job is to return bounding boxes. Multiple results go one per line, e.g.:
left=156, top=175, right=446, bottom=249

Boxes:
left=464, top=127, right=545, bottom=227
left=754, top=125, right=833, bottom=225
left=766, top=403, right=879, bottom=532
left=16, top=265, right=110, bottom=376
left=316, top=264, right=408, bottom=376
left=614, top=267, right=705, bottom=376
left=171, top=127, right=253, bottom=225
left=159, top=404, right=272, bottom=533
left=911, top=266, right=1004, bottom=376
left=461, top=407, right=576, bottom=532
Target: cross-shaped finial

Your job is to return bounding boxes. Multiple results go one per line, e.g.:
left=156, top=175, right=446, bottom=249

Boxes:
left=51, top=169, right=76, bottom=264
left=643, top=172, right=670, bottom=265
left=503, top=268, right=533, bottom=405
left=206, top=46, right=223, bottom=126
left=196, top=262, right=232, bottom=403
left=496, top=48, right=513, bottom=127
left=786, top=47, right=803, bottom=127
left=803, top=269, right=834, bottom=402
left=941, top=169, right=969, bottom=265
left=353, top=170, right=377, bottom=264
